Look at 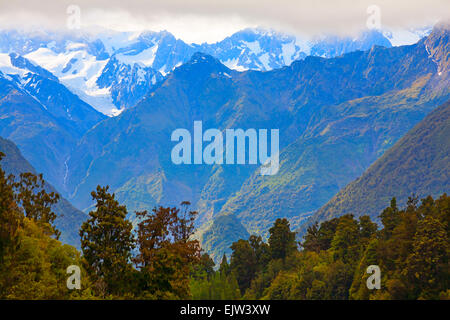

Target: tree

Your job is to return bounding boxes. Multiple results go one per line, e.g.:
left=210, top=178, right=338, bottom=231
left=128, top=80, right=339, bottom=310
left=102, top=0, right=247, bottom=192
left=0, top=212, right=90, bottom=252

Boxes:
left=404, top=215, right=449, bottom=299
left=12, top=172, right=60, bottom=238
left=134, top=204, right=201, bottom=298
left=330, top=215, right=360, bottom=264
left=230, top=239, right=257, bottom=292
left=302, top=218, right=341, bottom=252
left=302, top=222, right=321, bottom=252
left=359, top=215, right=378, bottom=244
left=190, top=269, right=241, bottom=300
left=249, top=235, right=271, bottom=270
left=219, top=254, right=229, bottom=275
left=380, top=197, right=400, bottom=238
left=268, top=218, right=297, bottom=260
left=0, top=153, right=21, bottom=264
left=191, top=253, right=215, bottom=280
left=79, top=185, right=135, bottom=296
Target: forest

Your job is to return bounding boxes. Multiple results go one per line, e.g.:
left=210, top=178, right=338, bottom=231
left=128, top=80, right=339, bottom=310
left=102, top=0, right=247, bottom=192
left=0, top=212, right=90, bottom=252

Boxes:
left=0, top=154, right=448, bottom=300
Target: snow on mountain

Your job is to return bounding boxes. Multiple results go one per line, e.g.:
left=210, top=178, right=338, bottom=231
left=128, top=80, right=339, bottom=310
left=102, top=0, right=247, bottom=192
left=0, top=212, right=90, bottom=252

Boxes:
left=205, top=28, right=310, bottom=71
left=0, top=52, right=105, bottom=130
left=0, top=26, right=433, bottom=116
left=24, top=47, right=120, bottom=116
left=0, top=53, right=29, bottom=77
left=96, top=56, right=164, bottom=111
left=21, top=31, right=164, bottom=116
left=383, top=26, right=433, bottom=46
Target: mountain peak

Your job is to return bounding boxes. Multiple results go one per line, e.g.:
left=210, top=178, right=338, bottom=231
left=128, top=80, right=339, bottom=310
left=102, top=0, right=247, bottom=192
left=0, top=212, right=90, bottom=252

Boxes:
left=172, top=52, right=231, bottom=80
left=189, top=52, right=221, bottom=64
left=423, top=21, right=450, bottom=74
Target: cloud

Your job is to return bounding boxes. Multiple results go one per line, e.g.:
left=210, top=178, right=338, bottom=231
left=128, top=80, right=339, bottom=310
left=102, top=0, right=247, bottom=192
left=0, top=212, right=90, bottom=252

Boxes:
left=0, top=0, right=448, bottom=42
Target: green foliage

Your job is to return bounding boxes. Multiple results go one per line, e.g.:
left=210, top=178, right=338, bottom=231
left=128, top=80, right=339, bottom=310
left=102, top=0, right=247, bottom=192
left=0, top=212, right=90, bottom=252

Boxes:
left=268, top=219, right=297, bottom=260
left=403, top=215, right=448, bottom=299
left=0, top=152, right=21, bottom=265
left=230, top=239, right=258, bottom=292
left=0, top=151, right=448, bottom=300
left=133, top=203, right=201, bottom=299
left=219, top=254, right=230, bottom=275
left=190, top=271, right=241, bottom=300
left=80, top=185, right=135, bottom=297
left=0, top=155, right=98, bottom=299
left=222, top=194, right=449, bottom=300
left=0, top=217, right=84, bottom=299
left=0, top=137, right=86, bottom=248
left=12, top=172, right=60, bottom=238
left=330, top=214, right=361, bottom=264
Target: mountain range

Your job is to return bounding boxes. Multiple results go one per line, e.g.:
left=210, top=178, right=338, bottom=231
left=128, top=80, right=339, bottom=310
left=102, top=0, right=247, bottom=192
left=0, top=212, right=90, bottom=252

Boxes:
left=0, top=26, right=431, bottom=116
left=0, top=23, right=447, bottom=262
left=63, top=24, right=449, bottom=261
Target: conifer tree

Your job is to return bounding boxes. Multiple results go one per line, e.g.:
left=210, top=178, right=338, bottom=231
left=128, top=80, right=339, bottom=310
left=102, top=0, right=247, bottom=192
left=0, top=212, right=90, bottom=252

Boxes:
left=330, top=214, right=360, bottom=264
left=230, top=239, right=257, bottom=292
left=79, top=185, right=135, bottom=296
left=268, top=218, right=297, bottom=260
left=219, top=254, right=229, bottom=275
left=380, top=197, right=400, bottom=238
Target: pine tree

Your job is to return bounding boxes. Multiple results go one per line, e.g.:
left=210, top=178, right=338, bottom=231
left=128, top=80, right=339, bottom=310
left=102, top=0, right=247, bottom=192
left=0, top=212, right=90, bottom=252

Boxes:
left=219, top=254, right=229, bottom=275
left=268, top=218, right=297, bottom=260
left=230, top=239, right=257, bottom=292
left=330, top=214, right=360, bottom=264
left=302, top=222, right=321, bottom=252
left=380, top=197, right=400, bottom=238
left=249, top=235, right=271, bottom=270
left=79, top=185, right=135, bottom=296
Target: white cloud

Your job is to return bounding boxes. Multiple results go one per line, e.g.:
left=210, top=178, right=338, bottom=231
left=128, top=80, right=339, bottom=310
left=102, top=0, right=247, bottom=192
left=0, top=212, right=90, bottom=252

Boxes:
left=0, top=0, right=448, bottom=42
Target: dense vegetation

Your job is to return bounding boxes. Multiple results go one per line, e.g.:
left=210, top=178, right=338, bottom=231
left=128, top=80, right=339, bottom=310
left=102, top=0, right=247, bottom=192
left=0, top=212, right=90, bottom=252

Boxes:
left=193, top=195, right=449, bottom=300
left=0, top=152, right=448, bottom=299
left=0, top=152, right=202, bottom=299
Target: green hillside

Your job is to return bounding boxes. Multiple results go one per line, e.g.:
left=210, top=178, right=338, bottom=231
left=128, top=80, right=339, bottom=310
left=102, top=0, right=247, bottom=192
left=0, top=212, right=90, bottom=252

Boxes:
left=308, top=99, right=450, bottom=230
left=0, top=136, right=86, bottom=247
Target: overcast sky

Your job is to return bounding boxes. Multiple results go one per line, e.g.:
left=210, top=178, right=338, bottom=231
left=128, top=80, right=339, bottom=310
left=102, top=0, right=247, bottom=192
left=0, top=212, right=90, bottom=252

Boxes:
left=0, top=0, right=448, bottom=43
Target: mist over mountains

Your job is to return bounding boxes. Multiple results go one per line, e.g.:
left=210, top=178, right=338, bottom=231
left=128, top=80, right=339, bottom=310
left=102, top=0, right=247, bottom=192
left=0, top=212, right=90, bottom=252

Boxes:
left=0, top=23, right=448, bottom=261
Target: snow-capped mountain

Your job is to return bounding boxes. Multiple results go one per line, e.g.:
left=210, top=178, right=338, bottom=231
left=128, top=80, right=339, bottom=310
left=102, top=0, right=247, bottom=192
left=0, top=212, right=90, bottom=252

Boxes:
left=0, top=52, right=105, bottom=133
left=199, top=28, right=310, bottom=71
left=383, top=26, right=433, bottom=46
left=0, top=51, right=105, bottom=193
left=96, top=56, right=164, bottom=110
left=0, top=26, right=432, bottom=116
